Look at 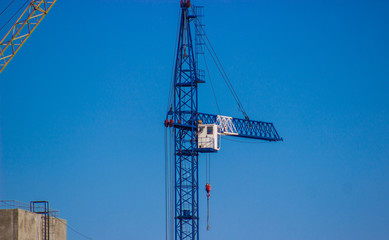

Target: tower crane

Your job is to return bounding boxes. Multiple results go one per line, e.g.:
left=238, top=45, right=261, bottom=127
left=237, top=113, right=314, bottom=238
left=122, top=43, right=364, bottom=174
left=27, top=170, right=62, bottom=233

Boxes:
left=0, top=0, right=56, bottom=74
left=164, top=1, right=283, bottom=240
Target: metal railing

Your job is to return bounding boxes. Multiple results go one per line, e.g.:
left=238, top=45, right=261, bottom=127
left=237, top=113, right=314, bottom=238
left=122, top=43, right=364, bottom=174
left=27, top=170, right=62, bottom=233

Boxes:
left=0, top=200, right=59, bottom=217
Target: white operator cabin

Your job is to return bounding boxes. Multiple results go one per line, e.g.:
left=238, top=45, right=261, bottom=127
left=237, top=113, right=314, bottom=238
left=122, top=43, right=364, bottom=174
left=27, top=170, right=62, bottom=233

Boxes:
left=197, top=116, right=239, bottom=152
left=197, top=124, right=220, bottom=152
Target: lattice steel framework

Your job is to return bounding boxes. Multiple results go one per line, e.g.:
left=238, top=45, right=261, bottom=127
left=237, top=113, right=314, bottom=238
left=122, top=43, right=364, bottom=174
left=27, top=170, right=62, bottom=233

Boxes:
left=166, top=2, right=283, bottom=240
left=170, top=2, right=203, bottom=240
left=0, top=0, right=56, bottom=74
left=198, top=112, right=283, bottom=141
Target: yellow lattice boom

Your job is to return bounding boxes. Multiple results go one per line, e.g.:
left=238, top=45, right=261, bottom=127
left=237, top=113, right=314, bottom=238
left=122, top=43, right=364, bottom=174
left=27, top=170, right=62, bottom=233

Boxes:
left=0, top=0, right=56, bottom=74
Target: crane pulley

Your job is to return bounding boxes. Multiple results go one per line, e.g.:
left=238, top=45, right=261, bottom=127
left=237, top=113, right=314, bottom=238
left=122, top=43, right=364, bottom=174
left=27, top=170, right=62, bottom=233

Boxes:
left=205, top=183, right=211, bottom=231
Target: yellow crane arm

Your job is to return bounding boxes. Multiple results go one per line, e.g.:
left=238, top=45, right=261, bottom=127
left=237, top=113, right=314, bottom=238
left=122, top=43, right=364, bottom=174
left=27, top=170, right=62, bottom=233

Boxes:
left=0, top=0, right=56, bottom=74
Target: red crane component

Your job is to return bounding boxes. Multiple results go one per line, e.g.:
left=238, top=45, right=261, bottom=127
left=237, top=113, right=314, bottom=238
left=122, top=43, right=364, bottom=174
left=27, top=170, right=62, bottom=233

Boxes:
left=181, top=0, right=191, bottom=8
left=205, top=183, right=211, bottom=197
left=205, top=183, right=211, bottom=230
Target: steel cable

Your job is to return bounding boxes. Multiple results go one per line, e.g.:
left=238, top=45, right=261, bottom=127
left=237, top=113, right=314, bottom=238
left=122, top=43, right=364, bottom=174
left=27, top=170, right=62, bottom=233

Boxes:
left=167, top=7, right=182, bottom=114
left=0, top=0, right=30, bottom=34
left=0, top=0, right=17, bottom=17
left=54, top=217, right=94, bottom=240
left=203, top=52, right=221, bottom=115
left=194, top=18, right=250, bottom=120
left=165, top=128, right=169, bottom=240
left=169, top=127, right=175, bottom=240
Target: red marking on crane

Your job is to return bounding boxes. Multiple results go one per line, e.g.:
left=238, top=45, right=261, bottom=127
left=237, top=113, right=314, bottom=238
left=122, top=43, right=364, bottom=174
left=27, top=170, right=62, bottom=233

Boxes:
left=181, top=0, right=191, bottom=8
left=206, top=183, right=211, bottom=196
left=206, top=183, right=211, bottom=230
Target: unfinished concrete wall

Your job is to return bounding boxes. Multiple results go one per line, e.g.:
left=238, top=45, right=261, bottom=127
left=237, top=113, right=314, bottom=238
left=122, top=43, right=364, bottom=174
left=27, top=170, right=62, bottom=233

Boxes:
left=0, top=209, right=18, bottom=239
left=17, top=209, right=42, bottom=240
left=0, top=209, right=66, bottom=240
left=50, top=216, right=67, bottom=240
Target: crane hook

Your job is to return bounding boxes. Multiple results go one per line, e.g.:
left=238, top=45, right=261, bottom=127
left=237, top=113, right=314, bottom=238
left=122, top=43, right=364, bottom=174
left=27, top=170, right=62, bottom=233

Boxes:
left=206, top=183, right=211, bottom=230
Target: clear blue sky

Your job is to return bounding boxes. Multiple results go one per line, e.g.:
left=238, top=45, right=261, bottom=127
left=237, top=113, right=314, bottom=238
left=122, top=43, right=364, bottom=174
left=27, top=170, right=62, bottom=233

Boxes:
left=1, top=0, right=389, bottom=239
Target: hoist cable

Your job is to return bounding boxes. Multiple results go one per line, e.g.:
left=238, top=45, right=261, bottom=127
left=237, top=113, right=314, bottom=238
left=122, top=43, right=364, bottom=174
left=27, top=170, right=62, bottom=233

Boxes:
left=0, top=0, right=17, bottom=17
left=208, top=153, right=211, bottom=183
left=167, top=127, right=175, bottom=240
left=170, top=128, right=175, bottom=240
left=205, top=154, right=208, bottom=182
left=205, top=153, right=211, bottom=183
left=165, top=128, right=169, bottom=240
left=207, top=196, right=210, bottom=230
left=166, top=127, right=175, bottom=240
left=167, top=7, right=181, bottom=114
left=205, top=153, right=211, bottom=231
left=0, top=0, right=30, bottom=34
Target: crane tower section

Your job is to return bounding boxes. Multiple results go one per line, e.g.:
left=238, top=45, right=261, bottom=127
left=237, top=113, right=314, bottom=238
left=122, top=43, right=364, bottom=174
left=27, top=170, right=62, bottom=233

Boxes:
left=167, top=1, right=204, bottom=240
left=165, top=1, right=282, bottom=240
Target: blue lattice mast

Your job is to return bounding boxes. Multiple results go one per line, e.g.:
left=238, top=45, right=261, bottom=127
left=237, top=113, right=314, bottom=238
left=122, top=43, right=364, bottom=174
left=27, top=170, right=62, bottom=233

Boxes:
left=165, top=1, right=282, bottom=240
left=168, top=1, right=202, bottom=239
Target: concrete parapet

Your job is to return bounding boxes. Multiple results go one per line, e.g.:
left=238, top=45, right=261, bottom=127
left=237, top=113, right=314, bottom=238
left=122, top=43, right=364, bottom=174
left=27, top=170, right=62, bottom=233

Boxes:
left=0, top=209, right=66, bottom=240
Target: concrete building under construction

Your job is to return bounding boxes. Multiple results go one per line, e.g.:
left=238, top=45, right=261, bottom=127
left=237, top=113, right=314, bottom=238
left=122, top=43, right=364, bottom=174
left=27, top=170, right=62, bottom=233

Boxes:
left=0, top=200, right=67, bottom=240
